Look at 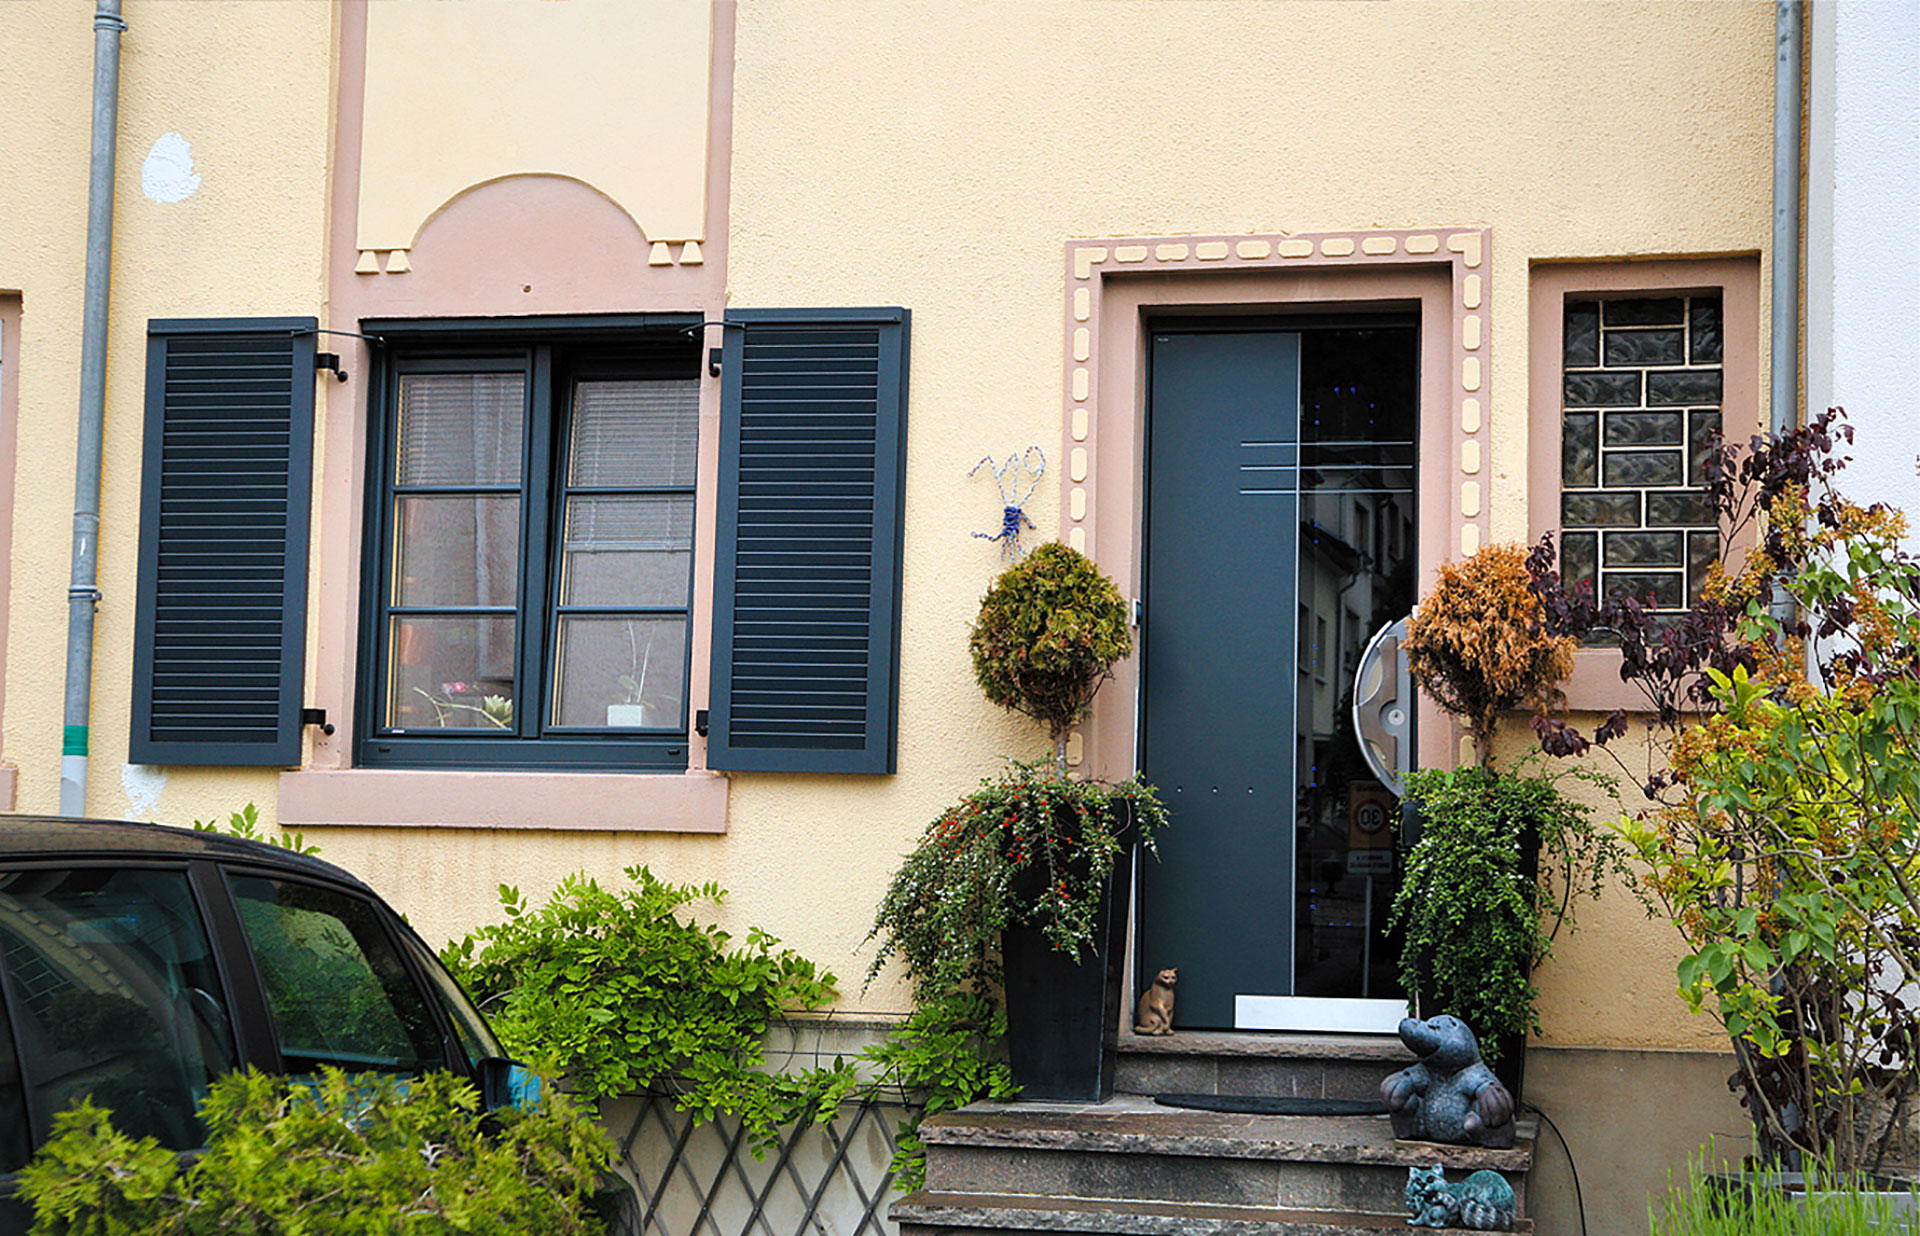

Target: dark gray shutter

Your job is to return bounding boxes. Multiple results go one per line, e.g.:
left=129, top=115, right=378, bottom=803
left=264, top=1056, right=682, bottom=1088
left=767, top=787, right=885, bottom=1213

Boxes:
left=706, top=308, right=909, bottom=774
left=130, top=318, right=318, bottom=766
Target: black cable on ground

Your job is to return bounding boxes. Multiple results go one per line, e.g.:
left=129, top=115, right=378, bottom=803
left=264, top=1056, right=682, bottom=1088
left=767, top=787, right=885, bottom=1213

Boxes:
left=1525, top=1101, right=1586, bottom=1236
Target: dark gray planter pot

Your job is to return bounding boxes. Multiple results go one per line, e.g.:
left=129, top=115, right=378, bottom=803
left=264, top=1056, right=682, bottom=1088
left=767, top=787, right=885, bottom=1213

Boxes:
left=1000, top=803, right=1136, bottom=1103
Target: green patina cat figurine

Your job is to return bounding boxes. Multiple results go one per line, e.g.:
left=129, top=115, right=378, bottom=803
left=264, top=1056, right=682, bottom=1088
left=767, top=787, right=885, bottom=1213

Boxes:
left=1404, top=1164, right=1514, bottom=1231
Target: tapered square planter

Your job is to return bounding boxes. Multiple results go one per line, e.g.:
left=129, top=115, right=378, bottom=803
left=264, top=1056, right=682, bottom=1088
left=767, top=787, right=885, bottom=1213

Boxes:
left=1000, top=806, right=1135, bottom=1103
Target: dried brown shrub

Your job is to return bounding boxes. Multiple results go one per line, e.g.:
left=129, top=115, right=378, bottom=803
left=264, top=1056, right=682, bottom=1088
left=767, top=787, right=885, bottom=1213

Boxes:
left=1406, top=542, right=1575, bottom=765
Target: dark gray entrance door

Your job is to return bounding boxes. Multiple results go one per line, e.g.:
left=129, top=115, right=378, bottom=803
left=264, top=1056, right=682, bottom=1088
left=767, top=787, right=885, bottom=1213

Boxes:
left=1141, top=323, right=1418, bottom=1031
left=1141, top=331, right=1301, bottom=1028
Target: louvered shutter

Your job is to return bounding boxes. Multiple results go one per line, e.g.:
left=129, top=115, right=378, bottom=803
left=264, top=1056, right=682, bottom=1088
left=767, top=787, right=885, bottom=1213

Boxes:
left=707, top=308, right=909, bottom=774
left=130, top=318, right=318, bottom=766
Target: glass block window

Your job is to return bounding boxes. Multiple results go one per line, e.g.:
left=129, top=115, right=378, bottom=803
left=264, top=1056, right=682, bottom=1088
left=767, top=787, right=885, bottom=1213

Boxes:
left=1560, top=294, right=1723, bottom=612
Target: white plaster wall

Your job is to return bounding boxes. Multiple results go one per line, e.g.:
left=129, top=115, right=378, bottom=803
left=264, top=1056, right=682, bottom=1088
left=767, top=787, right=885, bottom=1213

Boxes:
left=1807, top=0, right=1920, bottom=525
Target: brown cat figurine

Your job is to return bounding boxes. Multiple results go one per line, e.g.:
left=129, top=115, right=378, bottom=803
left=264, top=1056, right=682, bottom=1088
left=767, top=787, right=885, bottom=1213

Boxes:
left=1134, top=967, right=1178, bottom=1036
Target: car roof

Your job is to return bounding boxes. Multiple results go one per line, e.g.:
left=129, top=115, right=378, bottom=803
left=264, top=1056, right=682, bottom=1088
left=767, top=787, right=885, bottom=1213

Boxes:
left=0, top=814, right=372, bottom=891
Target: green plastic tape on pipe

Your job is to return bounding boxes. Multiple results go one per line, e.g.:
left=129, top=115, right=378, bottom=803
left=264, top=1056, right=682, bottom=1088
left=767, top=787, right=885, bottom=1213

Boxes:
left=63, top=725, right=88, bottom=756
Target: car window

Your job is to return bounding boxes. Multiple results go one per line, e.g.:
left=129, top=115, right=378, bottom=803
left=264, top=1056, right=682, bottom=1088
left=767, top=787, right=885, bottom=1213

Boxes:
left=398, top=932, right=500, bottom=1070
left=228, top=876, right=442, bottom=1075
left=0, top=867, right=234, bottom=1153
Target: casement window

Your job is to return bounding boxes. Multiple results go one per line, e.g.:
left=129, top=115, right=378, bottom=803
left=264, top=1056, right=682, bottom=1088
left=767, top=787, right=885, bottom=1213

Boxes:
left=358, top=323, right=702, bottom=770
left=131, top=310, right=908, bottom=777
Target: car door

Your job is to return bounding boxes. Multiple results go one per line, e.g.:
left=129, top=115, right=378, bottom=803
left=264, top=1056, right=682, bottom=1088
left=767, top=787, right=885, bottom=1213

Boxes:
left=0, top=862, right=240, bottom=1234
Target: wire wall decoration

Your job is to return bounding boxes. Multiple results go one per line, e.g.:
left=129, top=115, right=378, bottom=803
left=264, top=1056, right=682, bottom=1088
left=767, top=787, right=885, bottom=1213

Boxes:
left=968, top=446, right=1046, bottom=559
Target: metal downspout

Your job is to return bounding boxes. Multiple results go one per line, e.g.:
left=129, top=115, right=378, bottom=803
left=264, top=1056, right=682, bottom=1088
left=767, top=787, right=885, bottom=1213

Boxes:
left=61, top=0, right=126, bottom=817
left=1773, top=0, right=1804, bottom=437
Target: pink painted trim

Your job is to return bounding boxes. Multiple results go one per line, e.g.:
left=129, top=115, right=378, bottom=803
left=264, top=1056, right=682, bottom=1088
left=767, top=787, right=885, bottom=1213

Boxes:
left=1064, top=230, right=1491, bottom=778
left=0, top=294, right=18, bottom=802
left=1527, top=257, right=1763, bottom=715
left=295, top=1, right=738, bottom=825
left=279, top=769, right=728, bottom=833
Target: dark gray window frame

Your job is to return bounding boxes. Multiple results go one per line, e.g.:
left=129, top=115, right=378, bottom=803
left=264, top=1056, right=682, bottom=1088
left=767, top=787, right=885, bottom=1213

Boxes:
left=355, top=314, right=702, bottom=771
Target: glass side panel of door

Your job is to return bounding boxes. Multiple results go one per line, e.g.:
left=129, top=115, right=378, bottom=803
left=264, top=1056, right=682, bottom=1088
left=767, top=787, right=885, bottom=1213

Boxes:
left=0, top=867, right=234, bottom=1153
left=228, top=876, right=443, bottom=1075
left=1291, top=326, right=1419, bottom=1002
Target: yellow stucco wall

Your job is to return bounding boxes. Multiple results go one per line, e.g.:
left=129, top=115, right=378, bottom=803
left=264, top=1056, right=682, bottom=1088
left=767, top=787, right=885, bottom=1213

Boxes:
left=719, top=0, right=1772, bottom=1048
left=0, top=0, right=1773, bottom=1053
left=0, top=0, right=333, bottom=824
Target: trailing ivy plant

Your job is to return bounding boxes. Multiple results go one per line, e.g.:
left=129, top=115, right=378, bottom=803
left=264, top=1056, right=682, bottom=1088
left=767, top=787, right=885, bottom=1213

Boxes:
left=1389, top=762, right=1625, bottom=1063
left=867, top=760, right=1167, bottom=993
left=857, top=991, right=1015, bottom=1192
left=441, top=867, right=858, bottom=1153
left=862, top=760, right=1167, bottom=1186
left=18, top=1068, right=611, bottom=1235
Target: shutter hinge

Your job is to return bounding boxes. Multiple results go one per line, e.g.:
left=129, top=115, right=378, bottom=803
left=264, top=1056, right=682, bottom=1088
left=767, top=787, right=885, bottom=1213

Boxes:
left=695, top=709, right=710, bottom=737
left=1132, top=597, right=1143, bottom=628
left=708, top=347, right=723, bottom=378
left=314, top=352, right=348, bottom=383
left=300, top=707, right=336, bottom=736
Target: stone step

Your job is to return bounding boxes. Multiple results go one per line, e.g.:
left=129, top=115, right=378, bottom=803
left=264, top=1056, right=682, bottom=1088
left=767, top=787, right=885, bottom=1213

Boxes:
left=1115, top=1030, right=1414, bottom=1102
left=893, top=1190, right=1534, bottom=1235
left=918, top=1096, right=1532, bottom=1219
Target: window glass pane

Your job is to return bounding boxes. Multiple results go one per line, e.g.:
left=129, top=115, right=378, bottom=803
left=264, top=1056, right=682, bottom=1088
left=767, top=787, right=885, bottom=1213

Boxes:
left=552, top=616, right=687, bottom=728
left=560, top=494, right=693, bottom=607
left=0, top=868, right=234, bottom=1152
left=396, top=373, right=525, bottom=486
left=395, top=495, right=520, bottom=607
left=229, top=876, right=441, bottom=1075
left=569, top=379, right=699, bottom=487
left=387, top=616, right=516, bottom=730
left=397, top=933, right=499, bottom=1070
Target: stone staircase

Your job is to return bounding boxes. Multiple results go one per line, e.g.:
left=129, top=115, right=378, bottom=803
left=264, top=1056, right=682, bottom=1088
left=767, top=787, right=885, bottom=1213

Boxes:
left=892, top=1031, right=1534, bottom=1235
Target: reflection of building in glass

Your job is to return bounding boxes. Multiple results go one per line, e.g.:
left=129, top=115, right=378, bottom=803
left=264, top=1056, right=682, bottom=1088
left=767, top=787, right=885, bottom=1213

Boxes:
left=1292, top=327, right=1419, bottom=1002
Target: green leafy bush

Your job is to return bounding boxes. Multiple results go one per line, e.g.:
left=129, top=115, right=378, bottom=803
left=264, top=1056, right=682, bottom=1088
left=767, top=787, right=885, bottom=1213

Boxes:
left=189, top=802, right=317, bottom=856
left=858, top=992, right=1015, bottom=1192
left=969, top=541, right=1132, bottom=767
left=1389, top=763, right=1624, bottom=1062
left=441, top=867, right=856, bottom=1151
left=18, top=1068, right=610, bottom=1235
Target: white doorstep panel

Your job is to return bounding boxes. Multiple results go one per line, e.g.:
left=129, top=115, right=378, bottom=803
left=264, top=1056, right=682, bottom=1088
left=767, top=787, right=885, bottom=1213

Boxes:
left=1235, top=995, right=1407, bottom=1034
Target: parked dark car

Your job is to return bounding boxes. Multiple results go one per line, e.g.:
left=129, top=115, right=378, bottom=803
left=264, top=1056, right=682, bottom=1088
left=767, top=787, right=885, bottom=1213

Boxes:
left=0, top=816, right=521, bottom=1231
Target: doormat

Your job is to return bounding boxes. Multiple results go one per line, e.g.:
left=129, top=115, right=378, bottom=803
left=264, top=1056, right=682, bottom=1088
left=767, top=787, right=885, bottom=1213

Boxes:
left=1153, top=1093, right=1389, bottom=1116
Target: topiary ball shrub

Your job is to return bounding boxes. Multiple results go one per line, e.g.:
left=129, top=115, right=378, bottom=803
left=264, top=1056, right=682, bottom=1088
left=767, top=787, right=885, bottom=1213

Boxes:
left=968, top=542, right=1132, bottom=765
left=1404, top=542, right=1575, bottom=765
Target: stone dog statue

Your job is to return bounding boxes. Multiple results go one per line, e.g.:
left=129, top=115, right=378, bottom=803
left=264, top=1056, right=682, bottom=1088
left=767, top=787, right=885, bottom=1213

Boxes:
left=1380, top=1016, right=1516, bottom=1149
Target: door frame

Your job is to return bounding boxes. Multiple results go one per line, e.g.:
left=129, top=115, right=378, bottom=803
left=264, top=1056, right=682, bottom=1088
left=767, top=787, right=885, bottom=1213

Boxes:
left=1058, top=230, right=1493, bottom=1011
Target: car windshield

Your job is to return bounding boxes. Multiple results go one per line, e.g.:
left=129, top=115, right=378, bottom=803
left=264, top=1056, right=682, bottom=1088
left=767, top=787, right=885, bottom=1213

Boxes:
left=398, top=931, right=501, bottom=1069
left=0, top=867, right=234, bottom=1152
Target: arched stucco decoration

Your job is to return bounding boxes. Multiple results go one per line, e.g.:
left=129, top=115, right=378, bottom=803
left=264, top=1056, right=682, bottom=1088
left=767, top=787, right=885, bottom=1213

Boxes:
left=377, top=175, right=663, bottom=310
left=356, top=0, right=711, bottom=267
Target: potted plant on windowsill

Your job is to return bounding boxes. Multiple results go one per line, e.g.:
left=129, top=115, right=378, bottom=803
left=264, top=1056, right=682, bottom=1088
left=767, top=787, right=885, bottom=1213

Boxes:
left=867, top=542, right=1167, bottom=1103
left=1392, top=542, right=1626, bottom=1102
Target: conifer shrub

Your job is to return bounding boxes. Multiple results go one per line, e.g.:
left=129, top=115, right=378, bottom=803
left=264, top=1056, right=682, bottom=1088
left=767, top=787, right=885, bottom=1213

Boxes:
left=1404, top=542, right=1575, bottom=765
left=969, top=542, right=1132, bottom=768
